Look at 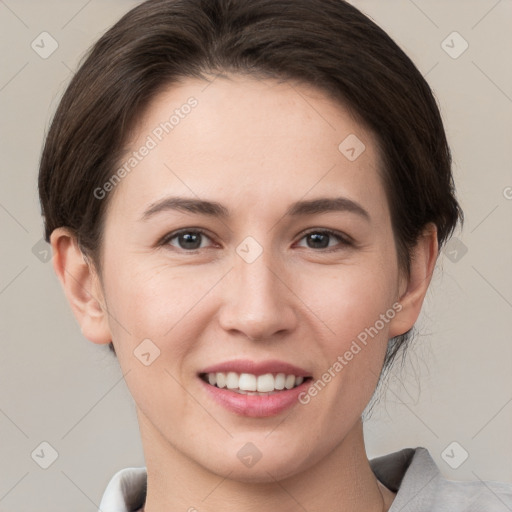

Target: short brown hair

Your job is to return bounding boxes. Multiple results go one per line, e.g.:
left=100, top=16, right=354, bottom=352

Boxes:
left=38, top=0, right=463, bottom=371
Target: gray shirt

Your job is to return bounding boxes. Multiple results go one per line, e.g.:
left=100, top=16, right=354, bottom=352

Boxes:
left=98, top=446, right=512, bottom=511
left=371, top=447, right=512, bottom=511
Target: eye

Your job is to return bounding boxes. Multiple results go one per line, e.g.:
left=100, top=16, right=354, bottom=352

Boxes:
left=295, top=230, right=352, bottom=250
left=162, top=229, right=216, bottom=251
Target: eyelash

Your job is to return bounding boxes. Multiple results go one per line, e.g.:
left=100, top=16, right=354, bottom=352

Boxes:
left=159, top=228, right=354, bottom=253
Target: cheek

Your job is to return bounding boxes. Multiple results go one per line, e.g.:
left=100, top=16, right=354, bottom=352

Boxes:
left=293, top=257, right=398, bottom=405
left=297, top=259, right=398, bottom=345
left=293, top=265, right=397, bottom=423
left=102, top=258, right=225, bottom=355
left=101, top=261, right=224, bottom=417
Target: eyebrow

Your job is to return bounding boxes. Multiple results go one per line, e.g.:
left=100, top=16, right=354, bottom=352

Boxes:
left=140, top=196, right=370, bottom=222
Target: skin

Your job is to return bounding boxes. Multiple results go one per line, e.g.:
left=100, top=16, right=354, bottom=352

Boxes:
left=51, top=74, right=437, bottom=512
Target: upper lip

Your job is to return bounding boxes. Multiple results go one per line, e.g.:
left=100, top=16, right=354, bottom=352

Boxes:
left=199, top=359, right=311, bottom=377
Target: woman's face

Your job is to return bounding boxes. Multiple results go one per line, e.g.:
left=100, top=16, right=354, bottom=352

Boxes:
left=96, top=75, right=407, bottom=481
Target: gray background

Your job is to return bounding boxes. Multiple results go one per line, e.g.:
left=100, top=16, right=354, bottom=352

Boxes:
left=0, top=0, right=511, bottom=510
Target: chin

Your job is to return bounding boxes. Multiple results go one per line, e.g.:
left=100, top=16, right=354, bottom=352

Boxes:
left=212, top=457, right=307, bottom=484
left=193, top=437, right=318, bottom=484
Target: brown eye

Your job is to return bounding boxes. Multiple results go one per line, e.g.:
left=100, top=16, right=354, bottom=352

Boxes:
left=296, top=230, right=352, bottom=250
left=305, top=232, right=330, bottom=249
left=164, top=230, right=214, bottom=250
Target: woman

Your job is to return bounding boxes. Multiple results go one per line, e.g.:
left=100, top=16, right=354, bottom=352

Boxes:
left=38, top=0, right=511, bottom=510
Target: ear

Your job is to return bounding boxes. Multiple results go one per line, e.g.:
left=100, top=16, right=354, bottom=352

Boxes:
left=388, top=223, right=438, bottom=338
left=49, top=227, right=112, bottom=345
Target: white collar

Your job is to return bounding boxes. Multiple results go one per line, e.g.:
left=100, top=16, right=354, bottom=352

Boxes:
left=98, top=466, right=146, bottom=512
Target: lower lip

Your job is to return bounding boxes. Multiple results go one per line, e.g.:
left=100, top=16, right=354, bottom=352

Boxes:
left=199, top=377, right=310, bottom=417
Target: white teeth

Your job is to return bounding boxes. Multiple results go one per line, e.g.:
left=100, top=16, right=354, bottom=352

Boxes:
left=239, top=373, right=257, bottom=391
left=285, top=374, right=296, bottom=389
left=216, top=373, right=226, bottom=388
left=257, top=373, right=275, bottom=392
left=274, top=373, right=286, bottom=390
left=203, top=372, right=307, bottom=392
left=226, top=372, right=238, bottom=389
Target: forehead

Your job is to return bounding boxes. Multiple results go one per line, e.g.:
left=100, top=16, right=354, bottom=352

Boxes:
left=107, top=74, right=388, bottom=220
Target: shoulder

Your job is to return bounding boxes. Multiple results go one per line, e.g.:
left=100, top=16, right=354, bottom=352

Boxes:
left=98, top=449, right=512, bottom=512
left=370, top=447, right=512, bottom=512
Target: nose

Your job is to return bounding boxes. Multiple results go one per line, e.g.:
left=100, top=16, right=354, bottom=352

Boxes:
left=217, top=249, right=297, bottom=341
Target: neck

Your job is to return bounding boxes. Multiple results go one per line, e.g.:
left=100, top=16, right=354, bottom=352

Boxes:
left=137, top=412, right=391, bottom=512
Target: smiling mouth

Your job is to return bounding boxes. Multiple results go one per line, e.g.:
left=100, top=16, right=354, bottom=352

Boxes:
left=199, top=372, right=312, bottom=395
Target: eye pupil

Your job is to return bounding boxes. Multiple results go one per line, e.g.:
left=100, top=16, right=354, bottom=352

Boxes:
left=179, top=232, right=202, bottom=249
left=307, top=232, right=329, bottom=249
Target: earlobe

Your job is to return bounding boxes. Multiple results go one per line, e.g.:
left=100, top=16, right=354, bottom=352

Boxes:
left=49, top=227, right=112, bottom=345
left=388, top=223, right=438, bottom=338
